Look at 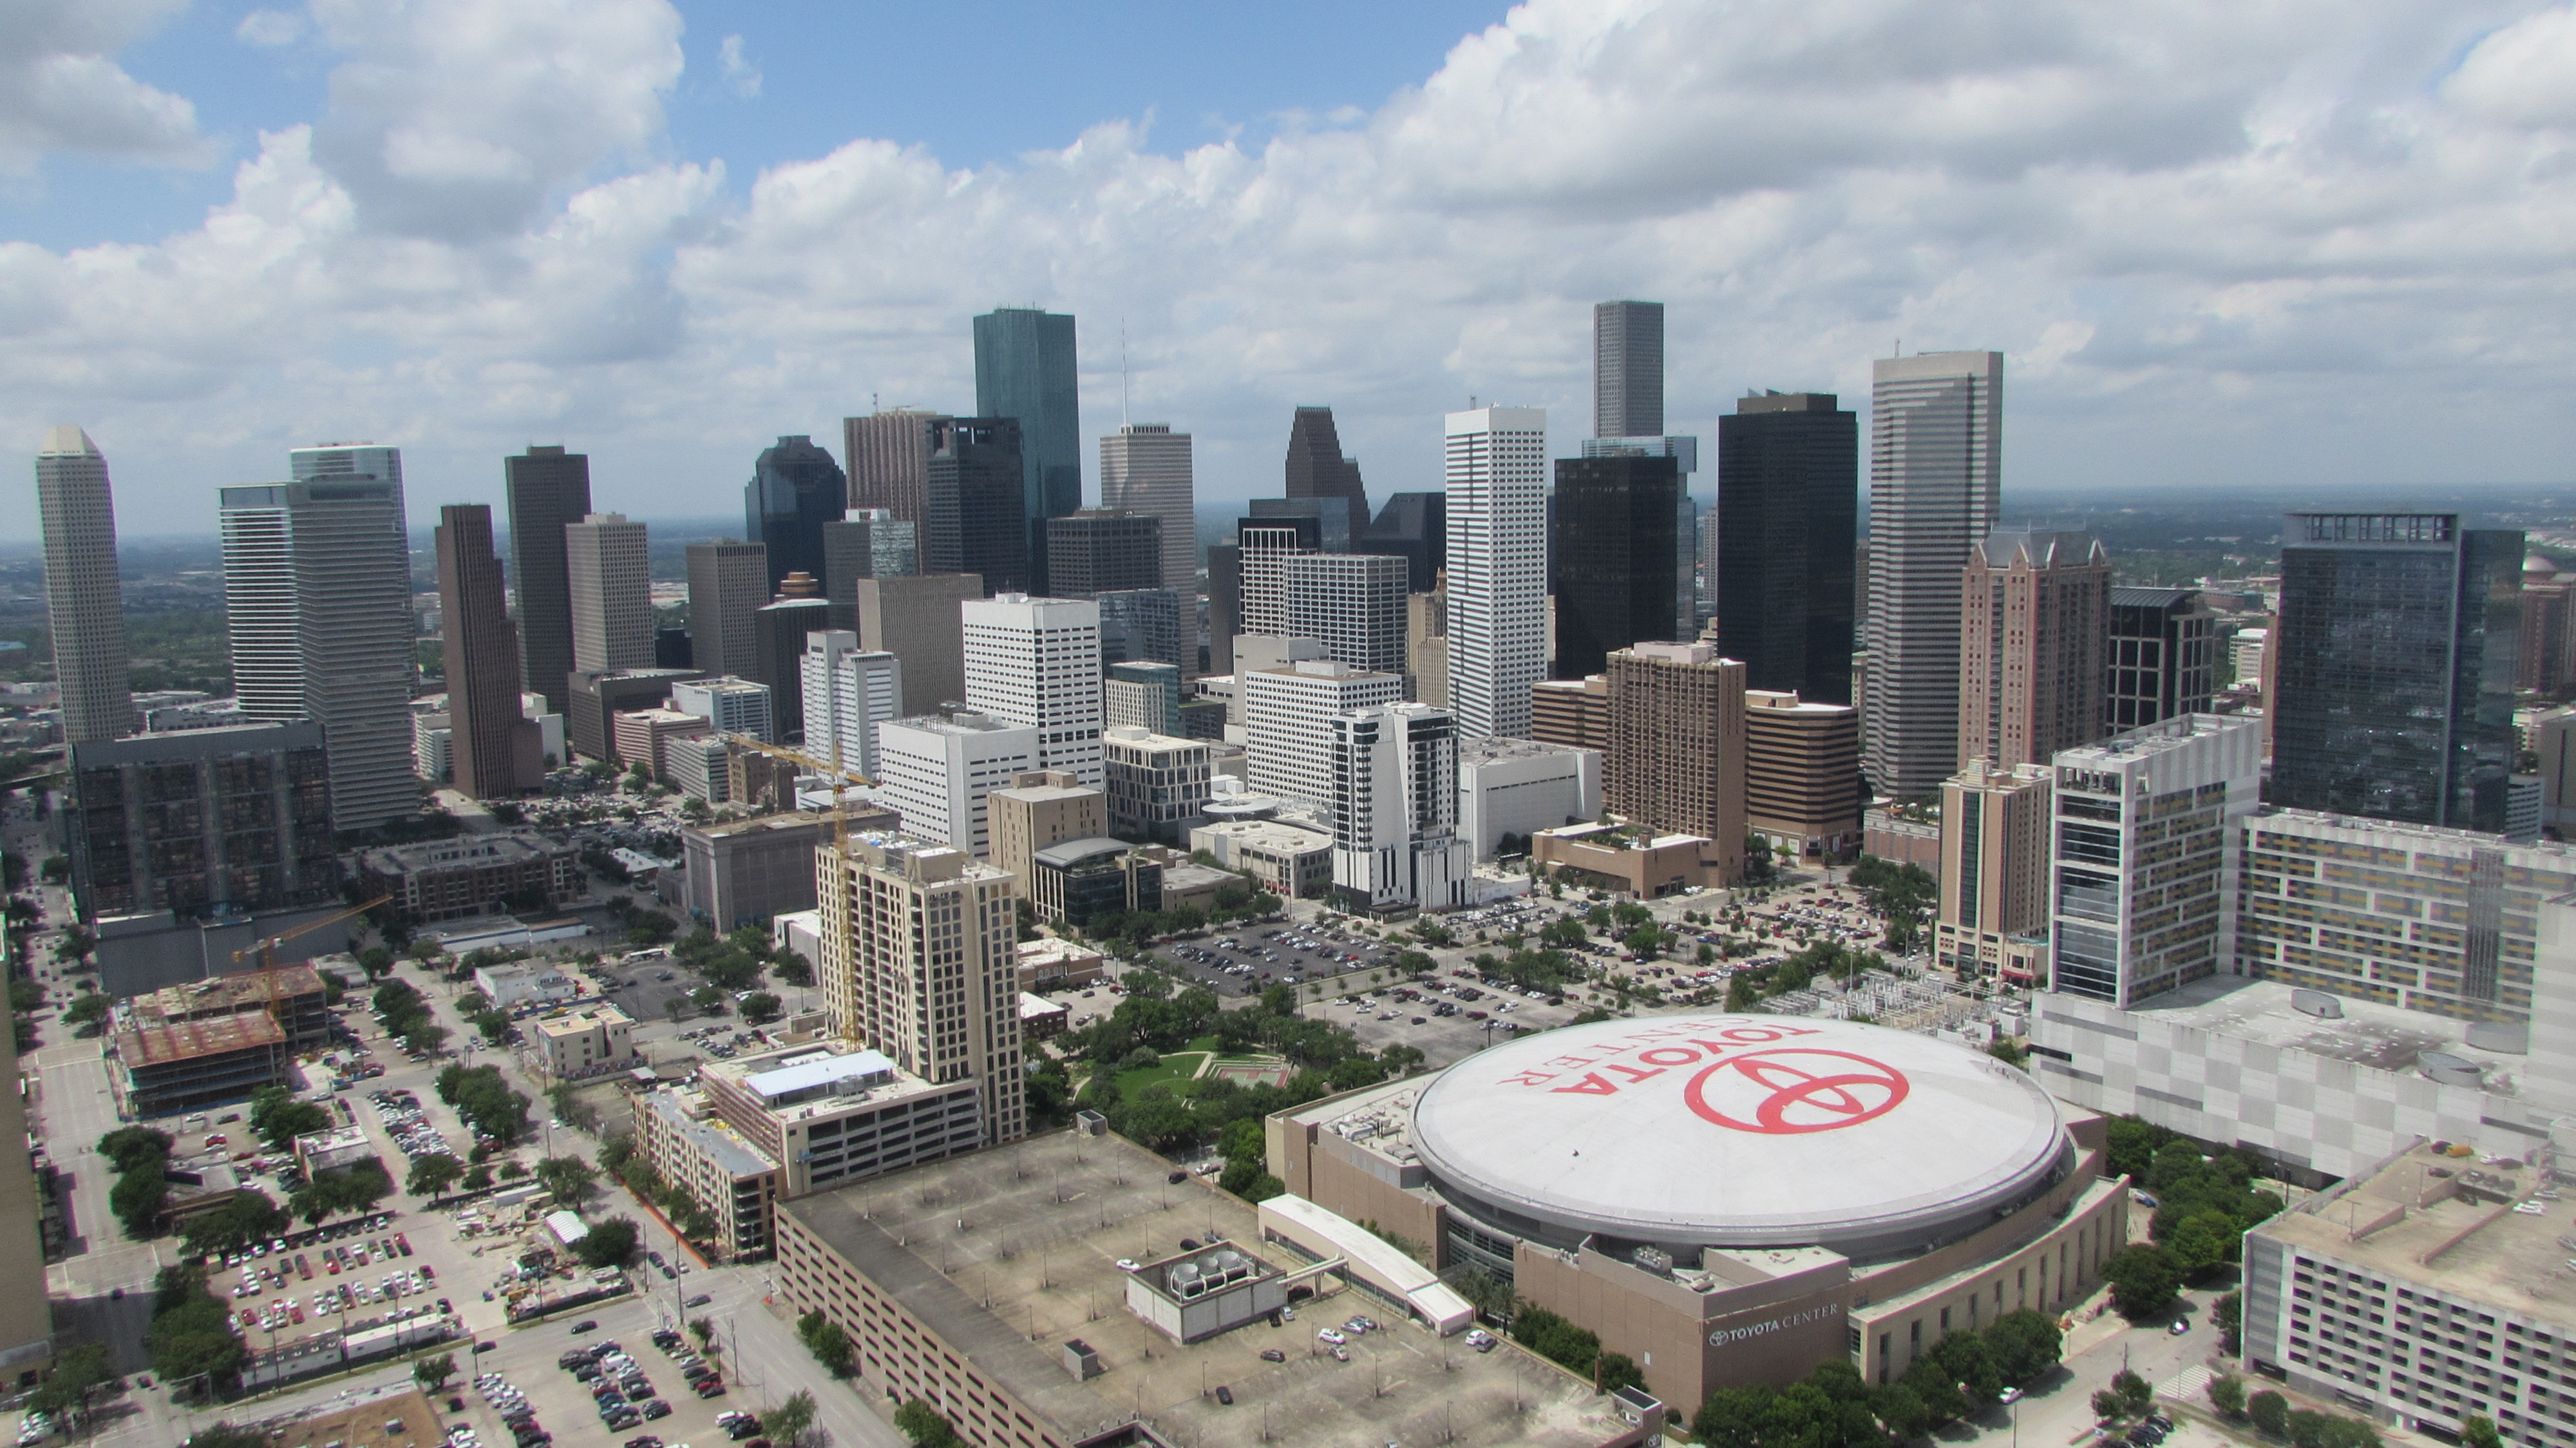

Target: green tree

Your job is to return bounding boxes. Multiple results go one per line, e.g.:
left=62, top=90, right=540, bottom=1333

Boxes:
left=2114, top=1369, right=2152, bottom=1417
left=690, top=1317, right=715, bottom=1349
left=762, top=1391, right=818, bottom=1448
left=2211, top=1375, right=2248, bottom=1417
left=178, top=1191, right=289, bottom=1256
left=413, top=1353, right=457, bottom=1391
left=26, top=1342, right=115, bottom=1426
left=1596, top=1351, right=1645, bottom=1395
left=248, top=1085, right=332, bottom=1152
left=798, top=1310, right=857, bottom=1377
left=2103, top=1244, right=2184, bottom=1319
left=891, top=1400, right=961, bottom=1448
left=406, top=1154, right=463, bottom=1198
left=2461, top=1416, right=2504, bottom=1448
left=61, top=993, right=108, bottom=1029
left=1694, top=1387, right=1773, bottom=1448
left=2214, top=1290, right=2244, bottom=1354
left=533, top=1155, right=598, bottom=1204
left=741, top=991, right=783, bottom=1024
left=569, top=1216, right=640, bottom=1268
left=109, top=1158, right=167, bottom=1239
left=2168, top=1208, right=2241, bottom=1278
left=1987, top=1037, right=2029, bottom=1069
left=1984, top=1308, right=2063, bottom=1382
left=2248, top=1391, right=2291, bottom=1438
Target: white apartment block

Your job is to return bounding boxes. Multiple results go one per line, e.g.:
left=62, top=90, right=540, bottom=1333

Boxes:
left=1328, top=701, right=1470, bottom=914
left=962, top=594, right=1105, bottom=786
left=1457, top=736, right=1602, bottom=860
left=1101, top=726, right=1211, bottom=846
left=1099, top=423, right=1196, bottom=595
left=665, top=736, right=730, bottom=803
left=1285, top=551, right=1410, bottom=676
left=1241, top=660, right=1404, bottom=810
left=802, top=630, right=904, bottom=779
left=535, top=1003, right=637, bottom=1079
left=565, top=512, right=654, bottom=672
left=814, top=833, right=1026, bottom=1145
left=670, top=676, right=775, bottom=743
left=871, top=713, right=1040, bottom=855
left=1443, top=406, right=1548, bottom=740
left=2047, top=713, right=2264, bottom=1007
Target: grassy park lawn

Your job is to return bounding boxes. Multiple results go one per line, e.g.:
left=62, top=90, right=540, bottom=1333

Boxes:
left=1112, top=1051, right=1211, bottom=1099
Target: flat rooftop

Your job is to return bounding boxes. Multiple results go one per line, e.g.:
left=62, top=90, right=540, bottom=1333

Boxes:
left=705, top=1043, right=958, bottom=1125
left=2119, top=975, right=2539, bottom=1090
left=643, top=1091, right=775, bottom=1179
left=741, top=1047, right=897, bottom=1100
left=2261, top=1139, right=2576, bottom=1328
left=120, top=1011, right=286, bottom=1066
left=1459, top=735, right=1590, bottom=763
left=535, top=1004, right=630, bottom=1036
left=777, top=1130, right=1634, bottom=1448
left=130, top=964, right=325, bottom=1020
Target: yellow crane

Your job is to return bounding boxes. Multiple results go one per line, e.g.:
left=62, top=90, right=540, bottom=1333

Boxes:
left=715, top=734, right=877, bottom=852
left=228, top=893, right=392, bottom=1033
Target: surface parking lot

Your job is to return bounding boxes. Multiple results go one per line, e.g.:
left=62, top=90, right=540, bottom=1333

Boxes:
left=448, top=1294, right=757, bottom=1448
left=1140, top=924, right=1400, bottom=998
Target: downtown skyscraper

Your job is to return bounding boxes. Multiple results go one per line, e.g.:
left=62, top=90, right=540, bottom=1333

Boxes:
left=744, top=435, right=848, bottom=595
left=961, top=594, right=1104, bottom=786
left=1713, top=391, right=1857, bottom=703
left=1862, top=350, right=2003, bottom=798
left=1549, top=452, right=1681, bottom=680
left=1284, top=406, right=1369, bottom=544
left=566, top=512, right=654, bottom=673
left=435, top=504, right=537, bottom=797
left=504, top=444, right=591, bottom=717
left=35, top=426, right=134, bottom=744
left=1444, top=406, right=1549, bottom=741
left=974, top=307, right=1079, bottom=593
left=223, top=445, right=420, bottom=831
left=1594, top=300, right=1665, bottom=439
left=1099, top=422, right=1195, bottom=592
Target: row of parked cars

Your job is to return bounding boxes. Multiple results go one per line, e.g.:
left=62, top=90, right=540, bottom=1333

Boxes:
left=558, top=1338, right=674, bottom=1431
left=471, top=1371, right=550, bottom=1448
left=371, top=1087, right=454, bottom=1159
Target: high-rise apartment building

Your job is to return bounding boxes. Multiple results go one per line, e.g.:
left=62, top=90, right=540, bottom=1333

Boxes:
left=1549, top=453, right=1681, bottom=679
left=800, top=631, right=902, bottom=778
left=1043, top=509, right=1162, bottom=596
left=1864, top=350, right=2004, bottom=797
left=686, top=539, right=770, bottom=681
left=1444, top=406, right=1549, bottom=741
left=925, top=416, right=1029, bottom=595
left=1957, top=529, right=2110, bottom=770
left=870, top=714, right=1041, bottom=854
left=962, top=595, right=1104, bottom=786
left=1593, top=300, right=1664, bottom=439
left=856, top=572, right=983, bottom=715
left=820, top=510, right=919, bottom=633
left=35, top=425, right=134, bottom=743
left=2048, top=713, right=2263, bottom=1006
left=1284, top=553, right=1410, bottom=676
left=744, top=435, right=848, bottom=595
left=2521, top=554, right=2576, bottom=696
left=222, top=455, right=420, bottom=832
left=844, top=408, right=937, bottom=524
left=1242, top=660, right=1405, bottom=808
left=1605, top=641, right=1745, bottom=884
left=815, top=832, right=1025, bottom=1146
left=974, top=307, right=1079, bottom=593
left=1329, top=702, right=1469, bottom=913
left=1101, top=727, right=1210, bottom=846
left=1103, top=660, right=1182, bottom=736
left=1714, top=391, right=1858, bottom=703
left=1530, top=674, right=1610, bottom=753
left=753, top=578, right=831, bottom=743
left=566, top=511, right=654, bottom=673
left=1934, top=759, right=2054, bottom=985
left=2106, top=587, right=2218, bottom=732
left=503, top=444, right=591, bottom=716
left=1283, top=406, right=1369, bottom=543
left=1099, top=423, right=1195, bottom=594
left=2271, top=513, right=2523, bottom=835
left=1743, top=689, right=1862, bottom=861
left=435, top=504, right=538, bottom=798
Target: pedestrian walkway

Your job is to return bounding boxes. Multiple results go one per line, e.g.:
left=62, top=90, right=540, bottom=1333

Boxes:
left=2159, top=1365, right=2215, bottom=1403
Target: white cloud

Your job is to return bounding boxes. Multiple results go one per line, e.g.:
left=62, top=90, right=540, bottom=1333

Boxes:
left=0, top=0, right=209, bottom=173
left=5, top=0, right=2576, bottom=537
left=719, top=34, right=761, bottom=99
left=236, top=9, right=307, bottom=48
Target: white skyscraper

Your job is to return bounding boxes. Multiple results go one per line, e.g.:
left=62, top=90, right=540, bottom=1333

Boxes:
left=1099, top=423, right=1195, bottom=595
left=802, top=630, right=904, bottom=779
left=1864, top=350, right=2003, bottom=798
left=565, top=512, right=654, bottom=673
left=871, top=713, right=1040, bottom=855
left=1241, top=660, right=1405, bottom=808
left=961, top=594, right=1104, bottom=786
left=223, top=446, right=420, bottom=830
left=35, top=426, right=134, bottom=744
left=1328, top=701, right=1470, bottom=914
left=1443, top=406, right=1548, bottom=741
left=1285, top=552, right=1410, bottom=676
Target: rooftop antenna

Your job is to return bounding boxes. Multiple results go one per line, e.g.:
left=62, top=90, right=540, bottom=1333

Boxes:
left=1120, top=321, right=1131, bottom=430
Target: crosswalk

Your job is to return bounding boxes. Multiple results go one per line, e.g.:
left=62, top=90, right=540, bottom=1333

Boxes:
left=2159, top=1365, right=2216, bottom=1404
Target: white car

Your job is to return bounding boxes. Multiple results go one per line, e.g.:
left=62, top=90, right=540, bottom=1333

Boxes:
left=1115, top=1259, right=1140, bottom=1272
left=1316, top=1328, right=1347, bottom=1345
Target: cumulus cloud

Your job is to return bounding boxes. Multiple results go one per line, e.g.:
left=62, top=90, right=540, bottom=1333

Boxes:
left=5, top=0, right=2575, bottom=533
left=0, top=0, right=210, bottom=173
left=719, top=34, right=760, bottom=99
left=236, top=9, right=307, bottom=48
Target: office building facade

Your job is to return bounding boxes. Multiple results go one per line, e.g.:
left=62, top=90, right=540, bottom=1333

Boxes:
left=67, top=721, right=339, bottom=924
left=1360, top=491, right=1445, bottom=593
left=2271, top=513, right=2523, bottom=835
left=1103, top=660, right=1182, bottom=736
left=1455, top=736, right=1601, bottom=861
left=221, top=460, right=419, bottom=832
left=435, top=504, right=538, bottom=797
left=961, top=594, right=1104, bottom=786
left=565, top=511, right=653, bottom=674
left=1099, top=423, right=1195, bottom=593
left=973, top=307, right=1079, bottom=593
left=670, top=676, right=775, bottom=743
left=1242, top=660, right=1405, bottom=809
left=744, top=435, right=848, bottom=595
left=820, top=510, right=918, bottom=633
left=2106, top=587, right=2219, bottom=732
left=1549, top=453, right=1681, bottom=680
left=686, top=538, right=770, bottom=681
left=855, top=572, right=982, bottom=714
left=1285, top=551, right=1410, bottom=676
left=1283, top=406, right=1369, bottom=543
left=924, top=415, right=1029, bottom=594
left=565, top=667, right=703, bottom=763
left=1958, top=529, right=2110, bottom=770
left=1095, top=589, right=1186, bottom=673
left=1043, top=508, right=1163, bottom=596
left=1605, top=641, right=1746, bottom=885
left=843, top=408, right=936, bottom=524
left=1743, top=689, right=1862, bottom=859
left=1864, top=350, right=2004, bottom=797
left=871, top=713, right=1041, bottom=854
left=800, top=631, right=902, bottom=779
left=988, top=770, right=1106, bottom=895
left=1935, top=759, right=2054, bottom=985
left=1101, top=727, right=1210, bottom=846
left=1714, top=392, right=1858, bottom=704
left=1593, top=300, right=1663, bottom=439
left=503, top=444, right=592, bottom=715
left=753, top=583, right=831, bottom=743
left=35, top=425, right=134, bottom=743
left=1443, top=407, right=1549, bottom=741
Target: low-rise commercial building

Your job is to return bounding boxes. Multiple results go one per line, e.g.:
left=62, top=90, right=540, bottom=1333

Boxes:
left=696, top=1043, right=983, bottom=1199
left=1457, top=736, right=1601, bottom=861
left=635, top=1086, right=779, bottom=1261
left=1531, top=821, right=1719, bottom=897
left=532, top=1004, right=636, bottom=1080
left=1014, top=937, right=1105, bottom=992
left=292, top=1125, right=375, bottom=1177
left=1191, top=819, right=1332, bottom=899
left=473, top=962, right=578, bottom=1011
left=987, top=770, right=1106, bottom=895
left=354, top=832, right=585, bottom=924
left=1028, top=837, right=1163, bottom=927
left=1101, top=727, right=1210, bottom=845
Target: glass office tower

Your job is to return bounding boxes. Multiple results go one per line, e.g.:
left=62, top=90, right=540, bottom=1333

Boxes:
left=973, top=308, right=1079, bottom=593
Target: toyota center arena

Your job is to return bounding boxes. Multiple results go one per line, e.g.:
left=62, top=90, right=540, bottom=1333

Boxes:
left=1263, top=1016, right=2130, bottom=1415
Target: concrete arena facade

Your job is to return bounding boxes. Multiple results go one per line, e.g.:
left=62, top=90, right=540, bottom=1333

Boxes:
left=1268, top=1016, right=2131, bottom=1416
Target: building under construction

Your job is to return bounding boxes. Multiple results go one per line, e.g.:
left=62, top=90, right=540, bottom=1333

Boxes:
left=110, top=964, right=332, bottom=1116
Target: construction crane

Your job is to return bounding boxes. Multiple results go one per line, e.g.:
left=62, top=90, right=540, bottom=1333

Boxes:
left=717, top=734, right=878, bottom=852
left=229, top=893, right=392, bottom=1035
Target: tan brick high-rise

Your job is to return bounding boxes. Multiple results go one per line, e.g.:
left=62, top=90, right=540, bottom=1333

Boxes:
left=1605, top=641, right=1745, bottom=884
left=1957, top=529, right=2110, bottom=769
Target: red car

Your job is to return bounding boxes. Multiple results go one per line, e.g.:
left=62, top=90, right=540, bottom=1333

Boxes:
left=694, top=1382, right=727, bottom=1399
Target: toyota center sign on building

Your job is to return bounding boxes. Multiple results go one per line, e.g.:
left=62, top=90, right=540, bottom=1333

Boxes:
left=1266, top=1016, right=2132, bottom=1413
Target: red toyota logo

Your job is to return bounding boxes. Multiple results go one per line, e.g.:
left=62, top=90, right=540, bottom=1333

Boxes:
left=1685, top=1049, right=1909, bottom=1134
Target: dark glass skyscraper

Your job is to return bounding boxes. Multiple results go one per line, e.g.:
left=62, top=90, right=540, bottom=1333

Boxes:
left=925, top=416, right=1029, bottom=594
left=504, top=444, right=591, bottom=717
left=435, top=504, right=536, bottom=796
left=973, top=307, right=1079, bottom=591
left=2271, top=512, right=2522, bottom=834
left=744, top=435, right=847, bottom=595
left=2106, top=586, right=2217, bottom=732
left=1284, top=406, right=1368, bottom=544
left=1360, top=492, right=1446, bottom=593
left=1549, top=453, right=1681, bottom=680
left=1714, top=391, right=1857, bottom=703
